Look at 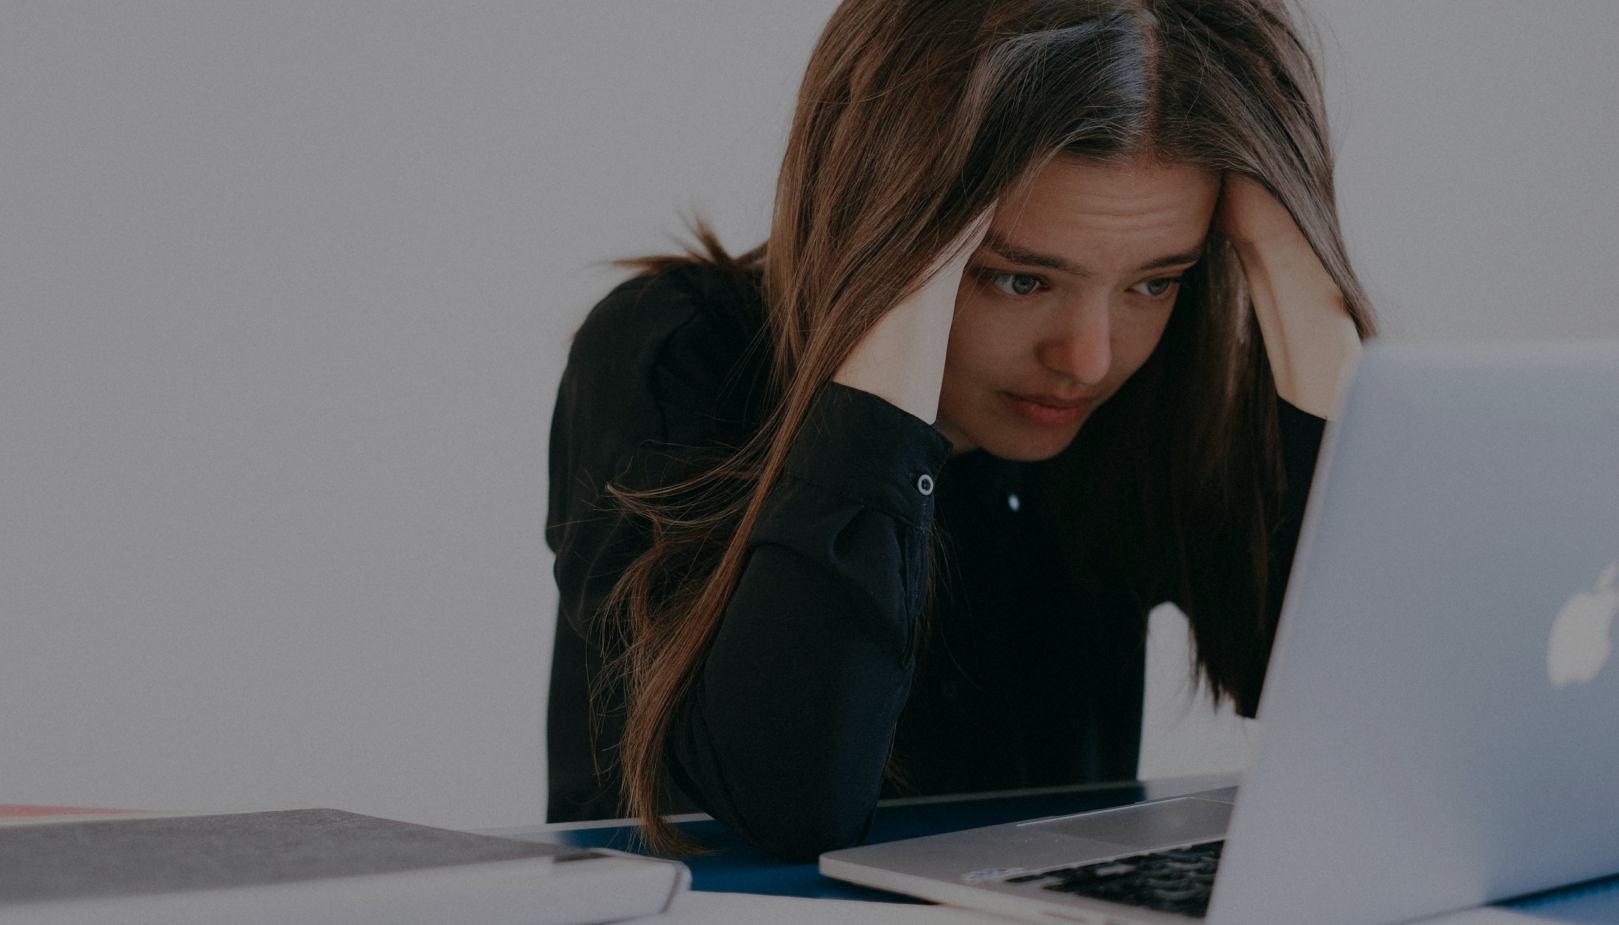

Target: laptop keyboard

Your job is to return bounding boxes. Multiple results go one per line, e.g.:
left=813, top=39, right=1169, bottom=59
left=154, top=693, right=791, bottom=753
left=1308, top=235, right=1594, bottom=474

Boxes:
left=1005, top=840, right=1224, bottom=918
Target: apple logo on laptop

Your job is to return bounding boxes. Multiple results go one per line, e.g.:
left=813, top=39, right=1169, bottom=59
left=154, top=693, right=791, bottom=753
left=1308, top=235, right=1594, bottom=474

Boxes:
left=1547, top=561, right=1619, bottom=688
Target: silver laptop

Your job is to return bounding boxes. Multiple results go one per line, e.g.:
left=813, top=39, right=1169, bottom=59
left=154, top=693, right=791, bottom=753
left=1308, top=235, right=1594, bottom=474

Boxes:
left=823, top=341, right=1619, bottom=925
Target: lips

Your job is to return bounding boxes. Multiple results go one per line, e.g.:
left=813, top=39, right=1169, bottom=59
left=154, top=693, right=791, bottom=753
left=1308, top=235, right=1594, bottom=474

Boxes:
left=1003, top=392, right=1094, bottom=427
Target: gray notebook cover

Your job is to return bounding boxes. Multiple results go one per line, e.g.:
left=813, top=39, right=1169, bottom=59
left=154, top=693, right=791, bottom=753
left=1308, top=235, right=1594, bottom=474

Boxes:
left=0, top=808, right=600, bottom=905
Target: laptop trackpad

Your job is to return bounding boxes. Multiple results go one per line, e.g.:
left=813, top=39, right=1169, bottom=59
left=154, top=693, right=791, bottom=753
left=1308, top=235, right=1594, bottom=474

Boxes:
left=1022, top=797, right=1233, bottom=852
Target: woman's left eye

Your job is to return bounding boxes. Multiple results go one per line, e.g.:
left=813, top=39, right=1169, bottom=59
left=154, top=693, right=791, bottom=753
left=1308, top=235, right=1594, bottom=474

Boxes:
left=1130, top=277, right=1180, bottom=298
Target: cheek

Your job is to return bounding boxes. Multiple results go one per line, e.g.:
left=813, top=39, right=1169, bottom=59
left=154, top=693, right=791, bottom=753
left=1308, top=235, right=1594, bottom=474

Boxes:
left=1111, top=307, right=1175, bottom=378
left=943, top=300, right=1028, bottom=390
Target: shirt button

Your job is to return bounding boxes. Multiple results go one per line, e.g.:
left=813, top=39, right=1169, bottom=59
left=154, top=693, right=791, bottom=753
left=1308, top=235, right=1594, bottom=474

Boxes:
left=916, top=474, right=934, bottom=496
left=1007, top=493, right=1021, bottom=511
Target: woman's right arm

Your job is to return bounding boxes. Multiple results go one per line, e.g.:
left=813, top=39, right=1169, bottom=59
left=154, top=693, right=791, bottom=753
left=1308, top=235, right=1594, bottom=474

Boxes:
left=548, top=266, right=954, bottom=860
left=663, top=382, right=948, bottom=859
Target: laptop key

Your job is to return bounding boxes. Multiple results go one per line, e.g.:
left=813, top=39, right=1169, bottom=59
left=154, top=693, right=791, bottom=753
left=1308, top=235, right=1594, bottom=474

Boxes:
left=1024, top=841, right=1225, bottom=918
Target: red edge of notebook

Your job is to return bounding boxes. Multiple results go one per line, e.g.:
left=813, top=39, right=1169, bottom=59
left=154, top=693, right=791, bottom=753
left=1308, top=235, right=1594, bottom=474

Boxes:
left=0, top=804, right=143, bottom=818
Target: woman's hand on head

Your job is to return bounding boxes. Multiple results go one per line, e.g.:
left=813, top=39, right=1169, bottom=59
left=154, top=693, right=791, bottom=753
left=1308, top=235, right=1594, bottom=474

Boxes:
left=1215, top=173, right=1306, bottom=252
left=832, top=213, right=993, bottom=426
left=1216, top=175, right=1362, bottom=420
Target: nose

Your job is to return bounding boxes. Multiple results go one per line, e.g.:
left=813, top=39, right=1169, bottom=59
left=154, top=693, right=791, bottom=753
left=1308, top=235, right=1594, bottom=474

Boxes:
left=1037, top=299, right=1111, bottom=386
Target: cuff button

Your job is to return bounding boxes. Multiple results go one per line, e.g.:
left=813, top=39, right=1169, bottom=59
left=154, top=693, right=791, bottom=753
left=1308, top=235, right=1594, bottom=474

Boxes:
left=916, top=474, right=935, bottom=496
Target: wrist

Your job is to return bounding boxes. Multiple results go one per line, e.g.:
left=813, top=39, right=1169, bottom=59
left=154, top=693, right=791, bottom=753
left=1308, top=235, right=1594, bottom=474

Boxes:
left=832, top=295, right=950, bottom=424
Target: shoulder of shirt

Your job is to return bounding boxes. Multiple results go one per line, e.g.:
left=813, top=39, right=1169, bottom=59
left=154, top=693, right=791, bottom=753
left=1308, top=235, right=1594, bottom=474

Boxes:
left=580, top=258, right=759, bottom=336
left=564, top=261, right=772, bottom=428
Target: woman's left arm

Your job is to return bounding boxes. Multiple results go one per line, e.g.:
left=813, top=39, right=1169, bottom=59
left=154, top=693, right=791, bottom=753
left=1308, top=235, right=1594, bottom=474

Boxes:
left=1218, top=175, right=1362, bottom=420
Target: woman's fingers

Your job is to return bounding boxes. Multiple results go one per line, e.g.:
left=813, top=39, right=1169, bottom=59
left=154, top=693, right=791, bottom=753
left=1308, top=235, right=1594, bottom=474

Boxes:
left=1218, top=174, right=1361, bottom=419
left=1215, top=174, right=1300, bottom=249
left=924, top=209, right=995, bottom=288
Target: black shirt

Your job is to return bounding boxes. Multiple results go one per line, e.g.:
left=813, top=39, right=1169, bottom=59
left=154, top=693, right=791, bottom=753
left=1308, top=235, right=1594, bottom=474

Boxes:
left=546, top=263, right=1325, bottom=860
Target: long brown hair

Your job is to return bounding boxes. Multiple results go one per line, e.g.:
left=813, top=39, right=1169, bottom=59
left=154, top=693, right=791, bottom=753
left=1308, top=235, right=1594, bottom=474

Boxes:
left=599, top=0, right=1376, bottom=853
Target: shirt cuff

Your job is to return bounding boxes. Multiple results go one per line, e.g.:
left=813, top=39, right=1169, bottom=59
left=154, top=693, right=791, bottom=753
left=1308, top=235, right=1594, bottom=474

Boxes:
left=783, top=382, right=953, bottom=529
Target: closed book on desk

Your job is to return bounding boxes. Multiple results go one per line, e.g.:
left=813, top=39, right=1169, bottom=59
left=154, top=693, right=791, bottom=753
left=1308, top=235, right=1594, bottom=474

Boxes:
left=0, top=807, right=687, bottom=924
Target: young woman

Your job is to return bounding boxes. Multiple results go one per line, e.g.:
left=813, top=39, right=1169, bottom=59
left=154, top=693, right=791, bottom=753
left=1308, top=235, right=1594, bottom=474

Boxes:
left=547, top=0, right=1375, bottom=860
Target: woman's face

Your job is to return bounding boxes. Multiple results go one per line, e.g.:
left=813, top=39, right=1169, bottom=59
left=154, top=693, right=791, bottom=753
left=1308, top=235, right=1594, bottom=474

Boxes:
left=936, top=157, right=1221, bottom=460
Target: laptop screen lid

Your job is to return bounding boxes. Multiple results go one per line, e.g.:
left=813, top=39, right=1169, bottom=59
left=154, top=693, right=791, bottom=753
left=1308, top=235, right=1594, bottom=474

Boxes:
left=1208, top=341, right=1619, bottom=925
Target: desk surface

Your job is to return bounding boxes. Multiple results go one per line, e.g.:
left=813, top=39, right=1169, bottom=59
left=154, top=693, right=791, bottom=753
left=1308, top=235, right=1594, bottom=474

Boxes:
left=492, top=774, right=1619, bottom=923
left=490, top=774, right=1239, bottom=902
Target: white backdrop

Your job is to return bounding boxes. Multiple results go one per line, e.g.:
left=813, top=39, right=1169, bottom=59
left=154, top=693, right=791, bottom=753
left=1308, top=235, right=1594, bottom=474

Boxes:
left=1, top=2, right=1614, bottom=828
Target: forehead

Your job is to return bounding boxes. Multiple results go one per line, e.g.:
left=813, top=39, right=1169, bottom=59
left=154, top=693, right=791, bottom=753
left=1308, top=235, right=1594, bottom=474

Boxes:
left=991, top=156, right=1220, bottom=266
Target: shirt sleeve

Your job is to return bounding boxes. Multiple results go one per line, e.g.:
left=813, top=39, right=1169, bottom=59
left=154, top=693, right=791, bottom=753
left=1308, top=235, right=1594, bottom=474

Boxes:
left=664, top=382, right=949, bottom=861
left=1242, top=397, right=1328, bottom=711
left=1272, top=397, right=1327, bottom=586
left=547, top=269, right=950, bottom=861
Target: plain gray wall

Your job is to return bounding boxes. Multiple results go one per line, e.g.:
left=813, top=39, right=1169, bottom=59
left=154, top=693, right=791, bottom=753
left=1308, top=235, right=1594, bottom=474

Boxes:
left=1321, top=1, right=1619, bottom=341
left=1, top=2, right=1614, bottom=829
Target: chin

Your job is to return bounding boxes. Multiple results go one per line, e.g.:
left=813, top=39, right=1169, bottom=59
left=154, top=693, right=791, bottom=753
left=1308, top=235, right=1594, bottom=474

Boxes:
left=969, top=421, right=1087, bottom=462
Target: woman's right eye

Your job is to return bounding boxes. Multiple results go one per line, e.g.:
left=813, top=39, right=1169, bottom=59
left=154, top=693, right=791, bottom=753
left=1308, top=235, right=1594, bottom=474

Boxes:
left=988, top=272, right=1043, bottom=297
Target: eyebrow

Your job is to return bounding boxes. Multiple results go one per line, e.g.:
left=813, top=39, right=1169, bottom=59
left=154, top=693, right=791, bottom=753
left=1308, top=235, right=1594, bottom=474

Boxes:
left=979, top=229, right=1205, bottom=277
